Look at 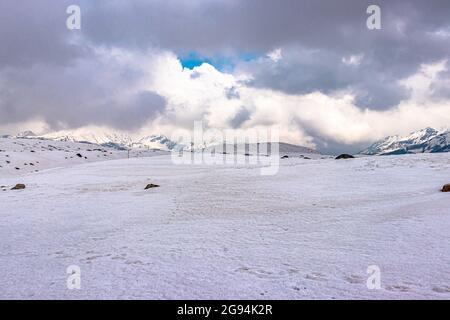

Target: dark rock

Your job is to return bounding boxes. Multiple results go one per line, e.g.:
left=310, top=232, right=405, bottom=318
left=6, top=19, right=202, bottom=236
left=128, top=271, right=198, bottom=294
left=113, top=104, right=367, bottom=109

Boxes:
left=335, top=154, right=355, bottom=160
left=11, top=184, right=26, bottom=190
left=76, top=153, right=83, bottom=158
left=442, top=184, right=450, bottom=192
left=145, top=183, right=160, bottom=190
left=281, top=155, right=289, bottom=159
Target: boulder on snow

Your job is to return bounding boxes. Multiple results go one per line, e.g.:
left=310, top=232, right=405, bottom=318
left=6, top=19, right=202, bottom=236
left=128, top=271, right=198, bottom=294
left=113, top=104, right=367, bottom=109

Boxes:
left=145, top=183, right=160, bottom=190
left=281, top=155, right=289, bottom=159
left=335, top=154, right=355, bottom=160
left=441, top=184, right=450, bottom=192
left=11, top=184, right=26, bottom=190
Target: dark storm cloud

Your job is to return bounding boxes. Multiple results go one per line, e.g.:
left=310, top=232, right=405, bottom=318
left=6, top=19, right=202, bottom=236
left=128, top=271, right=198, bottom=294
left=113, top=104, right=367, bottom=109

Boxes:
left=0, top=0, right=166, bottom=130
left=0, top=0, right=450, bottom=131
left=58, top=0, right=450, bottom=109
left=229, top=106, right=251, bottom=128
left=430, top=61, right=450, bottom=100
left=0, top=55, right=166, bottom=130
left=78, top=1, right=450, bottom=59
left=0, top=0, right=85, bottom=68
left=238, top=46, right=413, bottom=109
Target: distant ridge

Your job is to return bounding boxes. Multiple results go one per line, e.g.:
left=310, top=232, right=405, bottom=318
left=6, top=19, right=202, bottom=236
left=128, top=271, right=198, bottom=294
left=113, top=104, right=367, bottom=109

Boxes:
left=199, top=142, right=318, bottom=155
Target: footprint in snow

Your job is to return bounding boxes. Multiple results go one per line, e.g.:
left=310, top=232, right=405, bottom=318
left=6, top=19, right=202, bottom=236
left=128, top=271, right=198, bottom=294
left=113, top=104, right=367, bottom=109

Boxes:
left=432, top=286, right=450, bottom=294
left=304, top=272, right=327, bottom=282
left=237, top=267, right=275, bottom=279
left=386, top=284, right=411, bottom=292
left=343, top=274, right=365, bottom=284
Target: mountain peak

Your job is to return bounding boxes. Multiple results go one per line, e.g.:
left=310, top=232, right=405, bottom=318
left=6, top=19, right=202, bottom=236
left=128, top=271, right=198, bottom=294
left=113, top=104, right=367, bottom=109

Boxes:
left=360, top=127, right=449, bottom=155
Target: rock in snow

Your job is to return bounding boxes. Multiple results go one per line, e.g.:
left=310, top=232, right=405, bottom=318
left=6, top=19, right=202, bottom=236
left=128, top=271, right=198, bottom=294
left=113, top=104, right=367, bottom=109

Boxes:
left=335, top=154, right=355, bottom=159
left=145, top=183, right=160, bottom=189
left=442, top=184, right=450, bottom=192
left=11, top=184, right=26, bottom=190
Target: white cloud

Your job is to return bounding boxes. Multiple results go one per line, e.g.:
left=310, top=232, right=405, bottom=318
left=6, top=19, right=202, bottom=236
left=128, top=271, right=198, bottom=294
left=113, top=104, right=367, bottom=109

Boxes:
left=342, top=54, right=364, bottom=66
left=143, top=53, right=450, bottom=148
left=267, top=48, right=283, bottom=62
left=400, top=60, right=447, bottom=102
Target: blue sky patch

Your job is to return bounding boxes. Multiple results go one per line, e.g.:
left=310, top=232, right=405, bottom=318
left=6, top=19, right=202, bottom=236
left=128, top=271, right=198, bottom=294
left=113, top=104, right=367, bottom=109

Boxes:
left=180, top=52, right=259, bottom=72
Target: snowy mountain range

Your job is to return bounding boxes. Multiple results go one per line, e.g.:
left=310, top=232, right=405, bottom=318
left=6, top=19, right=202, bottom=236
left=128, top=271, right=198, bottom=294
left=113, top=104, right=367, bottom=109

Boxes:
left=13, top=128, right=179, bottom=151
left=10, top=127, right=450, bottom=156
left=12, top=128, right=318, bottom=155
left=359, top=127, right=450, bottom=155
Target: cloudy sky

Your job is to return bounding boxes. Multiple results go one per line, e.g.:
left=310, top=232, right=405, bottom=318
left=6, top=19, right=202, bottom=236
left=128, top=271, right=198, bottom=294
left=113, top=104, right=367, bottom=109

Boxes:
left=1, top=0, right=450, bottom=152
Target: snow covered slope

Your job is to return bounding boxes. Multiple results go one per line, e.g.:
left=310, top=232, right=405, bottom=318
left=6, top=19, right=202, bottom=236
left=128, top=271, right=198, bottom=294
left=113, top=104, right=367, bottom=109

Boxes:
left=360, top=127, right=450, bottom=155
left=0, top=137, right=168, bottom=177
left=0, top=152, right=449, bottom=299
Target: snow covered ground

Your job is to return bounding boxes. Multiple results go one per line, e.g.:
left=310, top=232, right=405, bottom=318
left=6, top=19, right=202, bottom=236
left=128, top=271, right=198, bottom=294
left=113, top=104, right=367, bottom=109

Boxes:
left=0, top=147, right=449, bottom=299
